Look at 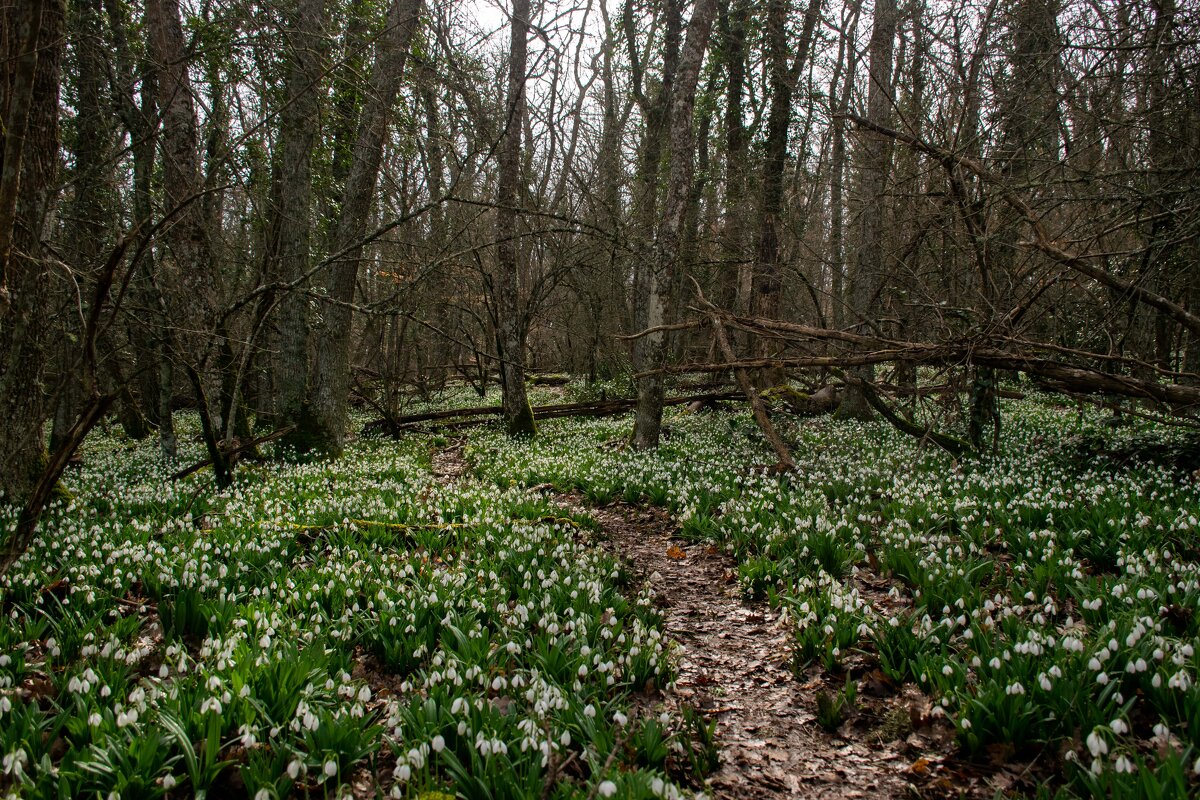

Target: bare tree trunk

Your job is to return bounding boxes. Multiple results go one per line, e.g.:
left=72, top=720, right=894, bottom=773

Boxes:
left=146, top=0, right=221, bottom=436
left=297, top=0, right=423, bottom=456
left=261, top=0, right=325, bottom=432
left=827, top=0, right=862, bottom=331
left=837, top=0, right=898, bottom=419
left=51, top=0, right=116, bottom=452
left=495, top=0, right=535, bottom=436
left=749, top=0, right=822, bottom=386
left=0, top=0, right=65, bottom=504
left=632, top=0, right=719, bottom=449
left=719, top=0, right=750, bottom=317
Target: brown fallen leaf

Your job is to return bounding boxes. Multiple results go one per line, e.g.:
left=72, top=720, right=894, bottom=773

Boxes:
left=908, top=757, right=931, bottom=776
left=666, top=544, right=687, bottom=559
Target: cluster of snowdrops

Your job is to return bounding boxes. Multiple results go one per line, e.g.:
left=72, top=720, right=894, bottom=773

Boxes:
left=0, top=388, right=1198, bottom=799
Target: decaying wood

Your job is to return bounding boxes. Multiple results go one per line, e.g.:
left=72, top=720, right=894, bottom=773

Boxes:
left=361, top=392, right=745, bottom=437
left=632, top=308, right=1200, bottom=413
left=693, top=279, right=795, bottom=470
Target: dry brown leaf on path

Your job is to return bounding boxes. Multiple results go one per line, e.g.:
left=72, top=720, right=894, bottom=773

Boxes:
left=666, top=544, right=687, bottom=559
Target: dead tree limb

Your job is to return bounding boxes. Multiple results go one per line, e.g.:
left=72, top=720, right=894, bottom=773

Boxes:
left=836, top=371, right=970, bottom=457
left=169, top=425, right=297, bottom=482
left=839, top=111, right=1200, bottom=339
left=360, top=393, right=746, bottom=437
left=692, top=278, right=795, bottom=470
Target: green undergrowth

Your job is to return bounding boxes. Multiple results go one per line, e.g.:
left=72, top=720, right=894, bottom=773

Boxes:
left=0, top=416, right=692, bottom=800
left=464, top=396, right=1200, bottom=798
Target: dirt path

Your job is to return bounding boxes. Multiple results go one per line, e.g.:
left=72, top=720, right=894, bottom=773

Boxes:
left=438, top=441, right=979, bottom=798
left=569, top=501, right=921, bottom=799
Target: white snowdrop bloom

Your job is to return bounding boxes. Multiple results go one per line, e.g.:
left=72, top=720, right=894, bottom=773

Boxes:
left=431, top=735, right=445, bottom=753
left=1096, top=672, right=1109, bottom=685
left=1039, top=675, right=1052, bottom=692
left=287, top=760, right=303, bottom=780
left=323, top=760, right=337, bottom=777
left=88, top=712, right=102, bottom=727
left=1086, top=730, right=1108, bottom=757
left=613, top=710, right=627, bottom=726
left=598, top=780, right=618, bottom=798
left=254, top=790, right=270, bottom=800
left=163, top=774, right=177, bottom=790
left=1114, top=755, right=1134, bottom=774
left=560, top=731, right=571, bottom=747
left=584, top=704, right=596, bottom=718
left=394, top=763, right=411, bottom=782
left=942, top=665, right=953, bottom=677
left=358, top=686, right=371, bottom=702
left=1110, top=719, right=1128, bottom=735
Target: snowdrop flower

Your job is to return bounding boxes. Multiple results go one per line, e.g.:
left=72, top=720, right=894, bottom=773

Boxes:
left=598, top=780, right=618, bottom=798
left=1114, top=754, right=1134, bottom=773
left=287, top=759, right=304, bottom=780
left=431, top=735, right=445, bottom=753
left=1110, top=718, right=1128, bottom=735
left=1086, top=730, right=1108, bottom=757
left=163, top=774, right=177, bottom=790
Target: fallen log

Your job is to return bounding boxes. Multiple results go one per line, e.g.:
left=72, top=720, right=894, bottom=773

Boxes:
left=360, top=392, right=745, bottom=437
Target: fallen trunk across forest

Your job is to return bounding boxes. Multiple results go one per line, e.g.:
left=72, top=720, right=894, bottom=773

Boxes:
left=360, top=392, right=745, bottom=437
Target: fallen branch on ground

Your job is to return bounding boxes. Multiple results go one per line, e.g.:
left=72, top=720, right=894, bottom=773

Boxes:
left=360, top=392, right=746, bottom=437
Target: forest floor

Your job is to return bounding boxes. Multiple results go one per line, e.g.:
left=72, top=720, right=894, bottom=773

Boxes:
left=4, top=394, right=1199, bottom=800
left=551, top=491, right=1003, bottom=800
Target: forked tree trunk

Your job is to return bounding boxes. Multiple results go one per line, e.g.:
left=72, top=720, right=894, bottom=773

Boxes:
left=632, top=0, right=719, bottom=449
left=750, top=0, right=822, bottom=387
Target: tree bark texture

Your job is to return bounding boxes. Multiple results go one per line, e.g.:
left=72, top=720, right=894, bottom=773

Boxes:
left=299, top=0, right=423, bottom=456
left=261, top=0, right=326, bottom=432
left=0, top=0, right=65, bottom=504
left=838, top=0, right=898, bottom=419
left=495, top=0, right=535, bottom=436
left=632, top=0, right=719, bottom=450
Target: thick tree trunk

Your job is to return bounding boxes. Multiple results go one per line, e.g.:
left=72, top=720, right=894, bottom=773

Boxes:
left=719, top=0, right=751, bottom=317
left=0, top=0, right=65, bottom=504
left=495, top=0, right=535, bottom=436
left=631, top=0, right=719, bottom=449
left=837, top=0, right=898, bottom=419
left=260, top=0, right=325, bottom=432
left=298, top=0, right=423, bottom=456
left=51, top=0, right=117, bottom=453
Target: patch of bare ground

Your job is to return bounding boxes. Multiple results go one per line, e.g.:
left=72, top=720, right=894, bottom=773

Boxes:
left=549, top=494, right=1008, bottom=800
